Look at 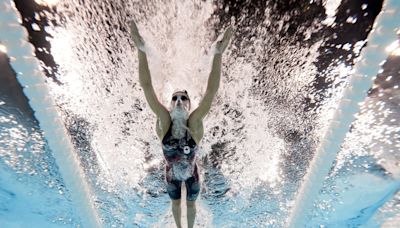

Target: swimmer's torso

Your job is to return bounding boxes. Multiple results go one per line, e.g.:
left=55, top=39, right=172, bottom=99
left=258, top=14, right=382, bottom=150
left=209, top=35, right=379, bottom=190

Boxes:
left=162, top=124, right=198, bottom=181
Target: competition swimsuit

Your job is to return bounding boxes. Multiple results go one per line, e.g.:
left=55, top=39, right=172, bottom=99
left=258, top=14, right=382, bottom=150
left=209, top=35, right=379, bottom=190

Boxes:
left=162, top=123, right=200, bottom=201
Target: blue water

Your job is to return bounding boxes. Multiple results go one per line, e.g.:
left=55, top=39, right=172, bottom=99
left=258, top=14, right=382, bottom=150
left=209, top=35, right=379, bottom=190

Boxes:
left=1, top=0, right=399, bottom=227
left=0, top=98, right=80, bottom=226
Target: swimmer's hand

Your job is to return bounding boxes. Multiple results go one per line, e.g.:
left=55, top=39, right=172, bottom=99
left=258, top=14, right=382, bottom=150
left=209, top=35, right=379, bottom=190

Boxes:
left=129, top=21, right=146, bottom=52
left=213, top=26, right=233, bottom=54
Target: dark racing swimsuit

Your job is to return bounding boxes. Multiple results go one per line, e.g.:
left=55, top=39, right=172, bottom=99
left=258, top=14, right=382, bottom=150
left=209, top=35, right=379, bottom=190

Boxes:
left=162, top=124, right=200, bottom=201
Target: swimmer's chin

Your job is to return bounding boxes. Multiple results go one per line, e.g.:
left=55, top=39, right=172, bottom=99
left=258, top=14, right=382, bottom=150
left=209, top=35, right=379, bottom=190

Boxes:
left=170, top=106, right=189, bottom=121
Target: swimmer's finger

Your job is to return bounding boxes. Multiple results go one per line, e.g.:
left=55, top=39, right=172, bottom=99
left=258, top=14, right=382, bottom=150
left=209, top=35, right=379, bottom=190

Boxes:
left=128, top=21, right=146, bottom=50
left=222, top=26, right=233, bottom=42
left=129, top=21, right=143, bottom=41
left=129, top=21, right=139, bottom=34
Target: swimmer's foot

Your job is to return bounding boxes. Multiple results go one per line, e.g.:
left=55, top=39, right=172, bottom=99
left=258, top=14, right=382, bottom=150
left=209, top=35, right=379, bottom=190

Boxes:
left=214, top=26, right=233, bottom=54
left=129, top=20, right=146, bottom=52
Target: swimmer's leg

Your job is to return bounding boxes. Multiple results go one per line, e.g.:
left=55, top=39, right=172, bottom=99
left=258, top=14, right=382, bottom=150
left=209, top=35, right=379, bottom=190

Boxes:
left=172, top=199, right=182, bottom=228
left=185, top=173, right=200, bottom=228
left=167, top=180, right=182, bottom=228
left=186, top=200, right=196, bottom=228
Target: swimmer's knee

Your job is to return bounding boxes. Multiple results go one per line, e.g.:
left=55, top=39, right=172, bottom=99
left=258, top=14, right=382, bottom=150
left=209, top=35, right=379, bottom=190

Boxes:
left=172, top=199, right=181, bottom=206
left=186, top=200, right=196, bottom=208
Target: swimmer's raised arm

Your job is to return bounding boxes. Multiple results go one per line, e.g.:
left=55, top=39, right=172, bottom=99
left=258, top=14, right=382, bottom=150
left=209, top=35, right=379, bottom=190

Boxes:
left=189, top=26, right=233, bottom=142
left=129, top=21, right=171, bottom=138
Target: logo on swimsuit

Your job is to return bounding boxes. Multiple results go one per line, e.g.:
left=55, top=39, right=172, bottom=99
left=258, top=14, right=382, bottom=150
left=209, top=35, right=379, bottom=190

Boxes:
left=183, top=146, right=190, bottom=154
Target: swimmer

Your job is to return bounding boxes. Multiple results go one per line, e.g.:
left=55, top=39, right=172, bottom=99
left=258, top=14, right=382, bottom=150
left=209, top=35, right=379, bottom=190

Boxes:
left=129, top=21, right=232, bottom=228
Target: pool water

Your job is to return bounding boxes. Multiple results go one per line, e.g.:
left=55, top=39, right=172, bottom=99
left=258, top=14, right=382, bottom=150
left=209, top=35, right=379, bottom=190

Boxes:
left=0, top=0, right=399, bottom=227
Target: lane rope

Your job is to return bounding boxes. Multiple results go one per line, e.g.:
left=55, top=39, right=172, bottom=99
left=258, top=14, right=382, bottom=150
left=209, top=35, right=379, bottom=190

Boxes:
left=288, top=0, right=400, bottom=227
left=0, top=1, right=102, bottom=227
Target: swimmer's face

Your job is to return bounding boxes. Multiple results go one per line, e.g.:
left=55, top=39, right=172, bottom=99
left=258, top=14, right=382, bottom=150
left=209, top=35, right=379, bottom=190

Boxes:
left=170, top=91, right=190, bottom=111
